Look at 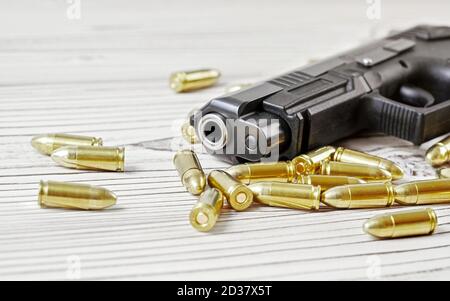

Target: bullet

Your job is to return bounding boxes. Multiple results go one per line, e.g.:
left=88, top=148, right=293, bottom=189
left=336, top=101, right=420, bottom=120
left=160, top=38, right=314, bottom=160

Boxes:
left=394, top=179, right=450, bottom=205
left=320, top=161, right=392, bottom=182
left=173, top=150, right=206, bottom=195
left=226, top=161, right=296, bottom=185
left=249, top=182, right=320, bottom=210
left=170, top=69, right=221, bottom=93
left=225, top=83, right=252, bottom=93
left=31, top=133, right=103, bottom=156
left=181, top=121, right=199, bottom=144
left=208, top=170, right=253, bottom=211
left=190, top=188, right=224, bottom=232
left=51, top=146, right=125, bottom=171
left=363, top=208, right=437, bottom=239
left=292, top=146, right=336, bottom=175
left=298, top=174, right=366, bottom=191
left=322, top=182, right=395, bottom=209
left=38, top=180, right=116, bottom=210
left=426, top=136, right=450, bottom=166
left=438, top=168, right=450, bottom=179
left=333, top=147, right=404, bottom=180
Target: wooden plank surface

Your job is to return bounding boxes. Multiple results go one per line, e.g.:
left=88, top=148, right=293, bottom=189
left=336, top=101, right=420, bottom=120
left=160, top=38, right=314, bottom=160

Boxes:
left=1, top=0, right=450, bottom=280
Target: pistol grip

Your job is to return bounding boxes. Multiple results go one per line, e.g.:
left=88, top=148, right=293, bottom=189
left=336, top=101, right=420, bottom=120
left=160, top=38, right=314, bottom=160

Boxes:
left=362, top=93, right=425, bottom=143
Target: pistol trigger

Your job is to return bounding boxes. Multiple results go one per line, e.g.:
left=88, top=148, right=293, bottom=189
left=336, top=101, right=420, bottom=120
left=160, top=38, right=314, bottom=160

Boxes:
left=397, top=83, right=435, bottom=107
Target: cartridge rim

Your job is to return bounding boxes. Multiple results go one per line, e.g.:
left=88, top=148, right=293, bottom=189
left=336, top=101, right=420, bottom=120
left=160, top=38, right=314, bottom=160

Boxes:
left=190, top=203, right=217, bottom=232
left=117, top=147, right=125, bottom=172
left=38, top=180, right=48, bottom=208
left=311, top=186, right=321, bottom=210
left=385, top=182, right=395, bottom=207
left=228, top=185, right=253, bottom=211
left=332, top=147, right=344, bottom=161
left=427, top=208, right=438, bottom=234
left=292, top=155, right=314, bottom=175
left=320, top=160, right=330, bottom=175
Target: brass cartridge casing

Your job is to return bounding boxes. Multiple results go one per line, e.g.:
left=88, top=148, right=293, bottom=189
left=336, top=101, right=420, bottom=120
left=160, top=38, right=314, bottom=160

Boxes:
left=38, top=180, right=116, bottom=210
left=226, top=161, right=296, bottom=185
left=249, top=182, right=320, bottom=210
left=31, top=133, right=103, bottom=156
left=320, top=161, right=392, bottom=182
left=438, top=168, right=450, bottom=179
left=363, top=208, right=437, bottom=239
left=292, top=146, right=336, bottom=175
left=208, top=170, right=253, bottom=211
left=181, top=121, right=199, bottom=144
left=426, top=136, right=450, bottom=166
left=170, top=69, right=221, bottom=93
left=333, top=147, right=404, bottom=180
left=173, top=150, right=206, bottom=195
left=322, top=182, right=395, bottom=209
left=190, top=188, right=224, bottom=232
left=51, top=146, right=125, bottom=172
left=298, top=175, right=366, bottom=191
left=394, top=179, right=450, bottom=205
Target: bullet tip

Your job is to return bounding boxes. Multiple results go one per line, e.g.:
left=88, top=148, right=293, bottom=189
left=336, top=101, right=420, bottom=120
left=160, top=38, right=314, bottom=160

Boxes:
left=102, top=191, right=117, bottom=209
left=51, top=147, right=75, bottom=169
left=321, top=187, right=349, bottom=209
left=390, top=164, right=405, bottom=180
left=184, top=170, right=206, bottom=195
left=31, top=135, right=53, bottom=155
left=393, top=184, right=417, bottom=205
left=362, top=217, right=389, bottom=238
left=362, top=219, right=372, bottom=234
left=426, top=146, right=447, bottom=166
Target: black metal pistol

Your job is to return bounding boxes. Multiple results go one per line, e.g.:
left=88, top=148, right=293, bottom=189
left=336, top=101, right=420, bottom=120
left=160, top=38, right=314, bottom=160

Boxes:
left=192, top=25, right=450, bottom=163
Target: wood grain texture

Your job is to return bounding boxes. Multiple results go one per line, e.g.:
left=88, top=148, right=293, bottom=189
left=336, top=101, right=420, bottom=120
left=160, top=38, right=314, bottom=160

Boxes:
left=0, top=0, right=450, bottom=280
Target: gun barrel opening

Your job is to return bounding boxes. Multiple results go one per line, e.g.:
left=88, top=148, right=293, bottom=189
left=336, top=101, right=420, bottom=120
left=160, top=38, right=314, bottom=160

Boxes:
left=198, top=114, right=228, bottom=151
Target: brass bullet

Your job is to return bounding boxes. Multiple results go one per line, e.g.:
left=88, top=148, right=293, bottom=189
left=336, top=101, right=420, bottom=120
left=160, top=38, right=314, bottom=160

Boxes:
left=426, top=136, right=450, bottom=167
left=38, top=180, right=116, bottom=210
left=226, top=161, right=296, bottom=185
left=394, top=179, right=450, bottom=205
left=320, top=161, right=392, bottom=182
left=363, top=208, right=437, bottom=239
left=170, top=69, right=221, bottom=93
left=322, top=182, right=395, bottom=209
left=190, top=188, right=224, bottom=232
left=181, top=121, right=199, bottom=144
left=333, top=147, right=404, bottom=180
left=173, top=150, right=206, bottom=195
left=208, top=170, right=253, bottom=211
left=298, top=174, right=366, bottom=191
left=225, top=83, right=252, bottom=93
left=292, top=146, right=336, bottom=175
left=51, top=146, right=125, bottom=171
left=249, top=182, right=320, bottom=210
left=31, top=133, right=103, bottom=156
left=438, top=168, right=450, bottom=179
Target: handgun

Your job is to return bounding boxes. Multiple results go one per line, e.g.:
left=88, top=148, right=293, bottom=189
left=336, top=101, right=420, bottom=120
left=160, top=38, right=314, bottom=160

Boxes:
left=191, top=25, right=450, bottom=163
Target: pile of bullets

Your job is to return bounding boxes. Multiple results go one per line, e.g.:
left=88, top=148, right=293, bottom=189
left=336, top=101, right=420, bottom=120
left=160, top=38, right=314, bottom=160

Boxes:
left=175, top=135, right=450, bottom=239
left=27, top=68, right=450, bottom=241
left=31, top=133, right=124, bottom=210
